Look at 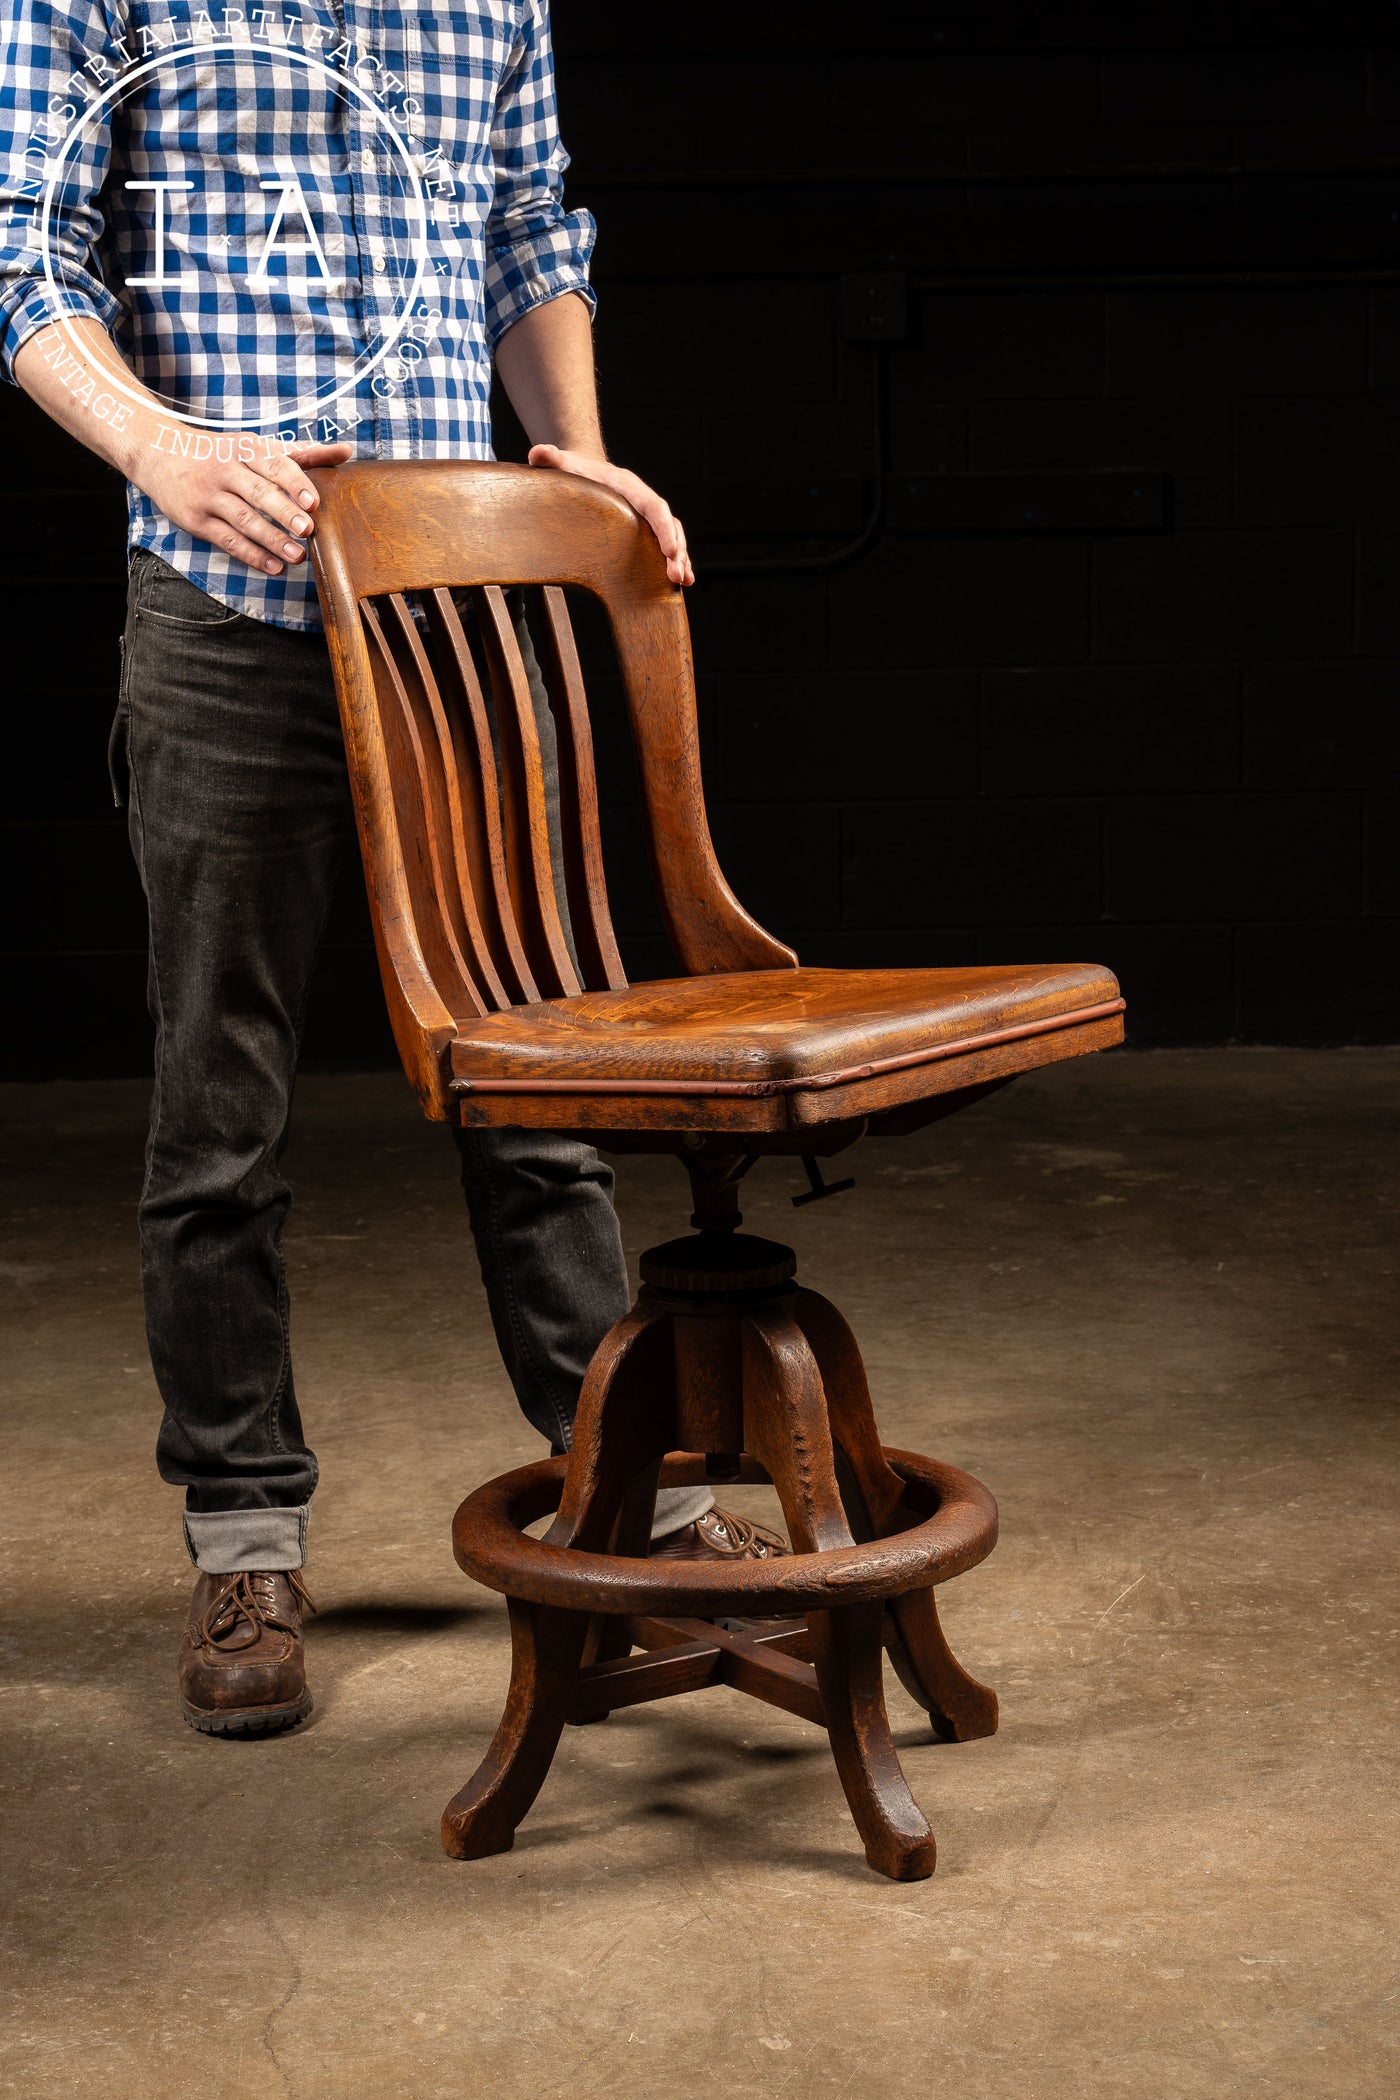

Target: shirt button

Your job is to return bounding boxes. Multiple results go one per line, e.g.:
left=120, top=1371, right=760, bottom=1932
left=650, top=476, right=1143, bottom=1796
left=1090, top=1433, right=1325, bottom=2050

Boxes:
left=361, top=149, right=375, bottom=173
left=373, top=255, right=387, bottom=273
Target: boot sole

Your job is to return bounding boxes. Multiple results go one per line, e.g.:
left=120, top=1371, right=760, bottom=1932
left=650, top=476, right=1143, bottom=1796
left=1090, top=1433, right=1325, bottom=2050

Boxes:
left=180, top=1691, right=313, bottom=1737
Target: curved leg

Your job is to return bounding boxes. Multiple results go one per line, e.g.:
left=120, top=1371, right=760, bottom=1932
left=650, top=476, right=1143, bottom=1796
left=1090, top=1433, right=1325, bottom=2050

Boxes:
left=808, top=1603, right=938, bottom=1881
left=791, top=1288, right=998, bottom=1744
left=740, top=1307, right=850, bottom=1552
left=443, top=1307, right=676, bottom=1855
left=884, top=1591, right=998, bottom=1743
left=742, top=1309, right=937, bottom=1881
left=442, top=1598, right=591, bottom=1858
left=567, top=1453, right=662, bottom=1726
left=548, top=1306, right=675, bottom=1551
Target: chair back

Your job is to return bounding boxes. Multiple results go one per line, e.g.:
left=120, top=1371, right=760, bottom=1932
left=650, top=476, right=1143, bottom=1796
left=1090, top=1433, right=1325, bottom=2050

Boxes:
left=308, top=461, right=795, bottom=1111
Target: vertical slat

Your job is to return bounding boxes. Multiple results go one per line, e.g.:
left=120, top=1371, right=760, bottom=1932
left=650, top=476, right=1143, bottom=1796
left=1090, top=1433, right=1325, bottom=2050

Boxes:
left=533, top=586, right=628, bottom=992
left=360, top=599, right=487, bottom=1020
left=384, top=595, right=511, bottom=1012
left=425, top=587, right=539, bottom=1006
left=479, top=585, right=582, bottom=1000
left=308, top=460, right=798, bottom=1029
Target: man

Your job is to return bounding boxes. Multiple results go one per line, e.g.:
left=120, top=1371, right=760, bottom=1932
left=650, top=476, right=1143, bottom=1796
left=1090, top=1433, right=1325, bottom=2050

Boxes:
left=0, top=0, right=784, bottom=1739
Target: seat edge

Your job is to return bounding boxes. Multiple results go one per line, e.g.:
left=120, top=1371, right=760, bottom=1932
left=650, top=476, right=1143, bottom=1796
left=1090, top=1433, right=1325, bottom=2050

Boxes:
left=451, top=991, right=1125, bottom=1101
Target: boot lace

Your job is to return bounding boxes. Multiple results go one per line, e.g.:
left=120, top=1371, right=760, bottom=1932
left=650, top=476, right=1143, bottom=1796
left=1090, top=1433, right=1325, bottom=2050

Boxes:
left=700, top=1509, right=789, bottom=1559
left=200, top=1568, right=317, bottom=1647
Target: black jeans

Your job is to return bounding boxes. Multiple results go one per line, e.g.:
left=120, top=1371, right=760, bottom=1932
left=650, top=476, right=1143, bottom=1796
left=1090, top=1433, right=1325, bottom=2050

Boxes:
left=115, top=549, right=707, bottom=1572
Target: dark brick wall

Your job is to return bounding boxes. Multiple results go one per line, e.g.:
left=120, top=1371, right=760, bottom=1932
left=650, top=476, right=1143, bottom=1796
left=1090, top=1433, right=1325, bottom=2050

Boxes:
left=6, top=3, right=1400, bottom=1075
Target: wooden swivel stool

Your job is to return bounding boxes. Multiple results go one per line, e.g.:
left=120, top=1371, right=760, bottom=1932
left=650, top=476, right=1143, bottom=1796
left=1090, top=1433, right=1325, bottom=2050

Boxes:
left=309, top=460, right=1124, bottom=1880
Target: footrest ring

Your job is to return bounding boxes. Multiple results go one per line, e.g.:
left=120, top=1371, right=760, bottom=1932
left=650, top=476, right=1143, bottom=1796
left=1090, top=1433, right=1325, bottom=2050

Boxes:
left=451, top=1448, right=997, bottom=1618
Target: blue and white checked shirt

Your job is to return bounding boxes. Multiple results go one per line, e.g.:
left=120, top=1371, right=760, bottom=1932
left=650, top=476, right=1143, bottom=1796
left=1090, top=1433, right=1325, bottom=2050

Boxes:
left=0, top=0, right=595, bottom=627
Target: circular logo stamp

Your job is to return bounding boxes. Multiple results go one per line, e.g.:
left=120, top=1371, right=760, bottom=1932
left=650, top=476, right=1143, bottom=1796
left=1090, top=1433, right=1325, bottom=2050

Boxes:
left=39, top=38, right=430, bottom=434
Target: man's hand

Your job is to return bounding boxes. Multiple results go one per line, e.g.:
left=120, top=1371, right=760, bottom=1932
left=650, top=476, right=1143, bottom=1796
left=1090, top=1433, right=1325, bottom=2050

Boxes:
left=491, top=298, right=693, bottom=586
left=139, top=438, right=354, bottom=576
left=14, top=317, right=353, bottom=577
left=527, top=444, right=694, bottom=587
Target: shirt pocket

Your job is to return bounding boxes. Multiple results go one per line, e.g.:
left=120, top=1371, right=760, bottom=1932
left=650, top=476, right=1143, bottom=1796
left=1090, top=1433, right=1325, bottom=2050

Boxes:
left=404, top=8, right=518, bottom=124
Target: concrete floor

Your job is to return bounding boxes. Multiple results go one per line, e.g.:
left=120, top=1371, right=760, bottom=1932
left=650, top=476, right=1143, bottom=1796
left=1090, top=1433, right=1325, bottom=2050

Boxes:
left=1, top=1049, right=1397, bottom=2099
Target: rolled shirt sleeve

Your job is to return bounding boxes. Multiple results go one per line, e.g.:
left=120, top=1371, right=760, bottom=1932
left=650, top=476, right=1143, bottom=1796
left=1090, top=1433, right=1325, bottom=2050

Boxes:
left=481, top=0, right=595, bottom=349
left=0, top=0, right=126, bottom=383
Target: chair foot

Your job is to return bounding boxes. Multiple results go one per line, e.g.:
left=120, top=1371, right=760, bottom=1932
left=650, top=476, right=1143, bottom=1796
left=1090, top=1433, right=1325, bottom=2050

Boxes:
left=441, top=1600, right=590, bottom=1860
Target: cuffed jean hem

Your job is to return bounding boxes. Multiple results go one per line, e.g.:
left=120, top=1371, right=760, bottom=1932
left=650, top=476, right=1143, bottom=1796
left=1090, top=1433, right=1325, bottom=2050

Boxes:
left=183, top=1505, right=309, bottom=1573
left=650, top=1486, right=715, bottom=1539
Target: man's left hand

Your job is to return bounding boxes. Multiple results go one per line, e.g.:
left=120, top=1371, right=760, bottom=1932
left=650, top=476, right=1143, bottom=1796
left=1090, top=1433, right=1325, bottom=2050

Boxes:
left=528, top=444, right=694, bottom=587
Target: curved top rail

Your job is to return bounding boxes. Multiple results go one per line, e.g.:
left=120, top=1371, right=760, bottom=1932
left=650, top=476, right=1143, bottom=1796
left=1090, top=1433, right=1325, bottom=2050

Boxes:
left=310, top=459, right=669, bottom=604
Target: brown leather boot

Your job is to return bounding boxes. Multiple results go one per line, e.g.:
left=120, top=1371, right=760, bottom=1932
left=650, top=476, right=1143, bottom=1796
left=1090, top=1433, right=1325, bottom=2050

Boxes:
left=179, top=1569, right=316, bottom=1736
left=649, top=1507, right=790, bottom=1561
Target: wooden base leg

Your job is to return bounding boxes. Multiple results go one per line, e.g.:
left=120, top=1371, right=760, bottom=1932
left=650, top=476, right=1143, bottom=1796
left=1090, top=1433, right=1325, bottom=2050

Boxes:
left=443, top=1309, right=676, bottom=1853
left=441, top=1599, right=591, bottom=1859
left=885, top=1589, right=999, bottom=1743
left=742, top=1308, right=938, bottom=1881
left=566, top=1454, right=662, bottom=1726
left=791, top=1287, right=999, bottom=1745
left=808, top=1602, right=939, bottom=1881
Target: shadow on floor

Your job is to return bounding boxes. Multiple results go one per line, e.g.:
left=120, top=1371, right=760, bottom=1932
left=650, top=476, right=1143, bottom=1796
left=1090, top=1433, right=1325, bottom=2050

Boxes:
left=311, top=1602, right=483, bottom=1640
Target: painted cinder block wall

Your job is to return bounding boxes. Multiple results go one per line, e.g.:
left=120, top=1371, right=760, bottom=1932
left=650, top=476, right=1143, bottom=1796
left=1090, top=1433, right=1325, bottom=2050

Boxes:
left=5, top=2, right=1398, bottom=1076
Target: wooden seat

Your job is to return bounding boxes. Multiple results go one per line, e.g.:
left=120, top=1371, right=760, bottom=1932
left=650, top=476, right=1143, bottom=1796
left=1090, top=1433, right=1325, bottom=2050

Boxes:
left=309, top=458, right=1124, bottom=1881
left=448, top=961, right=1122, bottom=1130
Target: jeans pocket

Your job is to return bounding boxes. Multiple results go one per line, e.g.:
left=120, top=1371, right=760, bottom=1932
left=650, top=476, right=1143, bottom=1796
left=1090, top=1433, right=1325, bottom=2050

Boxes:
left=133, top=549, right=248, bottom=627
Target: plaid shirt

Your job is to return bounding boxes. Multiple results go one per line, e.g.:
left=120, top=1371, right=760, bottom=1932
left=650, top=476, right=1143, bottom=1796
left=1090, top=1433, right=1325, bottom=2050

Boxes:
left=0, top=0, right=595, bottom=628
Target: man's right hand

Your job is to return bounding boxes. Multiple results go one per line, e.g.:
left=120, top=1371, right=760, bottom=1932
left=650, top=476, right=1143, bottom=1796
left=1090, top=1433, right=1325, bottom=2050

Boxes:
left=14, top=317, right=354, bottom=575
left=139, top=438, right=354, bottom=576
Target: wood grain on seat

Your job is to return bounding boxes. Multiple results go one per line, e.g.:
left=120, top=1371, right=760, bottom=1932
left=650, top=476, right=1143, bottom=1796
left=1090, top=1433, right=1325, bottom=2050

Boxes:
left=449, top=961, right=1121, bottom=1100
left=450, top=960, right=1119, bottom=1085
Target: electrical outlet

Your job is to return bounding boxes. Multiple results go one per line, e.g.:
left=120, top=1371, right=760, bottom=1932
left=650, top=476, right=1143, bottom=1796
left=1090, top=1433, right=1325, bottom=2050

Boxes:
left=840, top=270, right=909, bottom=343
